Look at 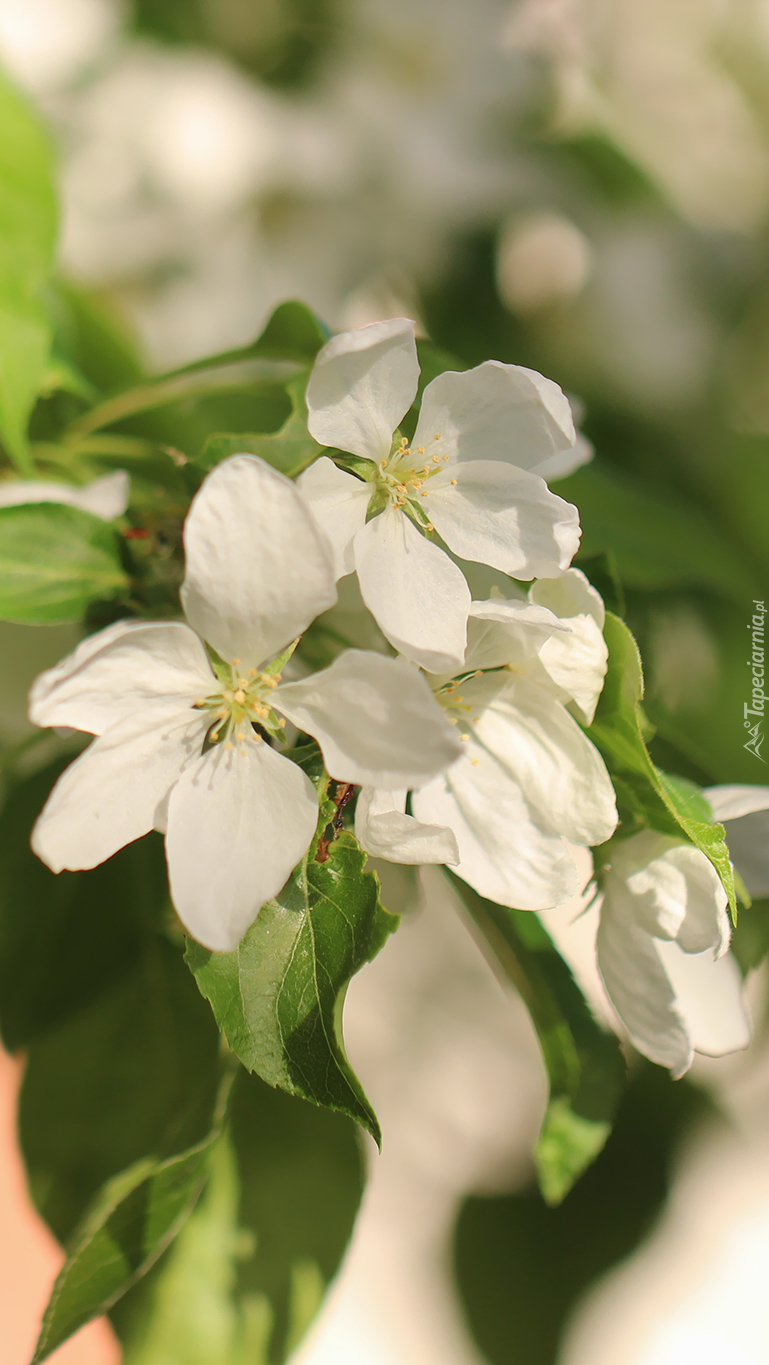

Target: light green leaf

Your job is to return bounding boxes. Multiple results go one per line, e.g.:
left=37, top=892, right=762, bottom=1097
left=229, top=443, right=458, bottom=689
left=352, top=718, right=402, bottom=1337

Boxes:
left=586, top=614, right=738, bottom=914
left=187, top=745, right=398, bottom=1143
left=30, top=1074, right=233, bottom=1365
left=197, top=374, right=321, bottom=478
left=450, top=874, right=625, bottom=1205
left=0, top=73, right=57, bottom=471
left=0, top=502, right=128, bottom=623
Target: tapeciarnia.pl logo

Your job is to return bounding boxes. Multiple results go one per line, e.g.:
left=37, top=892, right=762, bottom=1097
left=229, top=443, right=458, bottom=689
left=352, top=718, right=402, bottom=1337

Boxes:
left=745, top=599, right=766, bottom=762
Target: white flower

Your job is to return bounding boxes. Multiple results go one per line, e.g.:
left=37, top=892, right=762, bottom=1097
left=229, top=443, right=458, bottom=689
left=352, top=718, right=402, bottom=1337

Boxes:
left=298, top=318, right=582, bottom=673
left=29, top=455, right=461, bottom=952
left=356, top=579, right=618, bottom=909
left=706, top=784, right=769, bottom=898
left=0, top=470, right=130, bottom=520
left=597, top=830, right=750, bottom=1077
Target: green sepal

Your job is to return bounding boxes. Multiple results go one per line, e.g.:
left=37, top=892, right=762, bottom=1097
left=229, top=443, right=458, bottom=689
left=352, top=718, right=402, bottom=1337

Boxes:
left=450, top=874, right=625, bottom=1205
left=0, top=501, right=129, bottom=623
left=586, top=613, right=738, bottom=917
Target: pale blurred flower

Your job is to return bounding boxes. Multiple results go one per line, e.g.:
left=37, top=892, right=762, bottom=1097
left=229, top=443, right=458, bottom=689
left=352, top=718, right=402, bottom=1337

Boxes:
left=0, top=470, right=128, bottom=520
left=496, top=211, right=593, bottom=314
left=706, top=785, right=769, bottom=898
left=0, top=0, right=122, bottom=95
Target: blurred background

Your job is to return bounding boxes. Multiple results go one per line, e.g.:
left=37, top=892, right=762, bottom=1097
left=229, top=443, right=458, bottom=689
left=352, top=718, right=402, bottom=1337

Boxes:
left=1, top=0, right=769, bottom=1361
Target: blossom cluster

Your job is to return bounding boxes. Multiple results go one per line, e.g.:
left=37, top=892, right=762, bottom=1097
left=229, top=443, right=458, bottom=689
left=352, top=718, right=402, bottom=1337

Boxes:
left=26, top=320, right=753, bottom=1076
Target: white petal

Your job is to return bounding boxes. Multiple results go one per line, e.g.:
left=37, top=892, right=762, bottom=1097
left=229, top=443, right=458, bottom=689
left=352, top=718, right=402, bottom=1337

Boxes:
left=654, top=941, right=750, bottom=1059
left=29, top=619, right=213, bottom=735
left=473, top=677, right=618, bottom=846
left=306, top=319, right=419, bottom=462
left=530, top=432, right=594, bottom=483
left=597, top=878, right=693, bottom=1076
left=166, top=735, right=318, bottom=951
left=413, top=361, right=576, bottom=470
left=296, top=456, right=371, bottom=579
left=276, top=649, right=463, bottom=788
left=425, top=460, right=581, bottom=579
left=354, top=787, right=459, bottom=865
left=537, top=614, right=607, bottom=725
left=610, top=831, right=729, bottom=953
left=413, top=741, right=578, bottom=909
left=31, top=705, right=208, bottom=873
left=181, top=455, right=337, bottom=668
left=529, top=567, right=604, bottom=629
left=705, top=784, right=769, bottom=821
left=465, top=598, right=569, bottom=671
left=0, top=470, right=130, bottom=520
left=353, top=507, right=470, bottom=672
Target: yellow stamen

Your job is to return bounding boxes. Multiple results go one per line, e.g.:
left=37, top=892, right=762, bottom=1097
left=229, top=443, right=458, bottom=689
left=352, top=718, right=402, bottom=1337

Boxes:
left=450, top=478, right=457, bottom=485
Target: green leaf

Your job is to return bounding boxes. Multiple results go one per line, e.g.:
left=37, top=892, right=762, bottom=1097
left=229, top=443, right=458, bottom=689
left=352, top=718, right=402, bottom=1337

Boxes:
left=586, top=614, right=738, bottom=914
left=0, top=72, right=57, bottom=471
left=197, top=374, right=321, bottom=478
left=20, top=937, right=222, bottom=1247
left=186, top=766, right=398, bottom=1143
left=121, top=1073, right=362, bottom=1365
left=0, top=502, right=128, bottom=623
left=30, top=1073, right=233, bottom=1365
left=169, top=301, right=329, bottom=379
left=0, top=761, right=168, bottom=1050
left=450, top=874, right=625, bottom=1205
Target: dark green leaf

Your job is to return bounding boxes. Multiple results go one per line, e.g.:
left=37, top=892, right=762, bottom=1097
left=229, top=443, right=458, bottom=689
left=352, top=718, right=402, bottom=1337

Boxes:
left=451, top=873, right=625, bottom=1205
left=0, top=502, right=128, bottom=623
left=586, top=614, right=738, bottom=914
left=0, top=761, right=169, bottom=1050
left=20, top=937, right=222, bottom=1246
left=186, top=777, right=397, bottom=1143
left=0, top=73, right=57, bottom=471
left=197, top=374, right=321, bottom=477
left=30, top=1072, right=232, bottom=1365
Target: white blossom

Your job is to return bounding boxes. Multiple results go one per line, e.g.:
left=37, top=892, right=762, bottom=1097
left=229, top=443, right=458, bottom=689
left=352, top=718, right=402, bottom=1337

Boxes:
left=0, top=469, right=129, bottom=520
left=356, top=574, right=617, bottom=908
left=597, top=830, right=750, bottom=1077
left=29, top=455, right=461, bottom=952
left=299, top=319, right=582, bottom=672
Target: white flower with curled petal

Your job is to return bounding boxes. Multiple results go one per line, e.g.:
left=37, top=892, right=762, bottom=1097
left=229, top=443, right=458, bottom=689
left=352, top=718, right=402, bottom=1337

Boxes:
left=29, top=455, right=461, bottom=953
left=597, top=830, right=750, bottom=1077
left=0, top=470, right=130, bottom=520
left=298, top=318, right=582, bottom=673
left=356, top=587, right=618, bottom=909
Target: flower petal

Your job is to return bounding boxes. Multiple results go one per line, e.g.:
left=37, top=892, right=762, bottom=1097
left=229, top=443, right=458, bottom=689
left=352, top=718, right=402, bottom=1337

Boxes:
left=529, top=567, right=604, bottom=629
left=412, top=741, right=578, bottom=909
left=354, top=787, right=459, bottom=865
left=165, top=735, right=318, bottom=951
left=353, top=507, right=470, bottom=672
left=306, top=319, right=419, bottom=462
left=276, top=649, right=463, bottom=788
left=296, top=456, right=371, bottom=579
left=473, top=676, right=618, bottom=846
left=527, top=570, right=607, bottom=724
left=181, top=455, right=337, bottom=668
left=597, top=878, right=694, bottom=1076
left=426, top=460, right=580, bottom=579
left=0, top=470, right=130, bottom=520
left=610, top=832, right=730, bottom=954
left=413, top=360, right=575, bottom=470
left=705, top=784, right=769, bottom=821
left=531, top=432, right=594, bottom=483
left=654, top=941, right=750, bottom=1060
left=29, top=620, right=213, bottom=735
left=465, top=597, right=568, bottom=671
left=31, top=704, right=208, bottom=873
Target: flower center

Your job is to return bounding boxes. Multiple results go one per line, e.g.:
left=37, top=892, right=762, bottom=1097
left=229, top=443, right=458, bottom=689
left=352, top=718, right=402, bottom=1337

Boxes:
left=196, top=659, right=287, bottom=753
left=434, top=672, right=484, bottom=744
left=374, top=433, right=453, bottom=529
